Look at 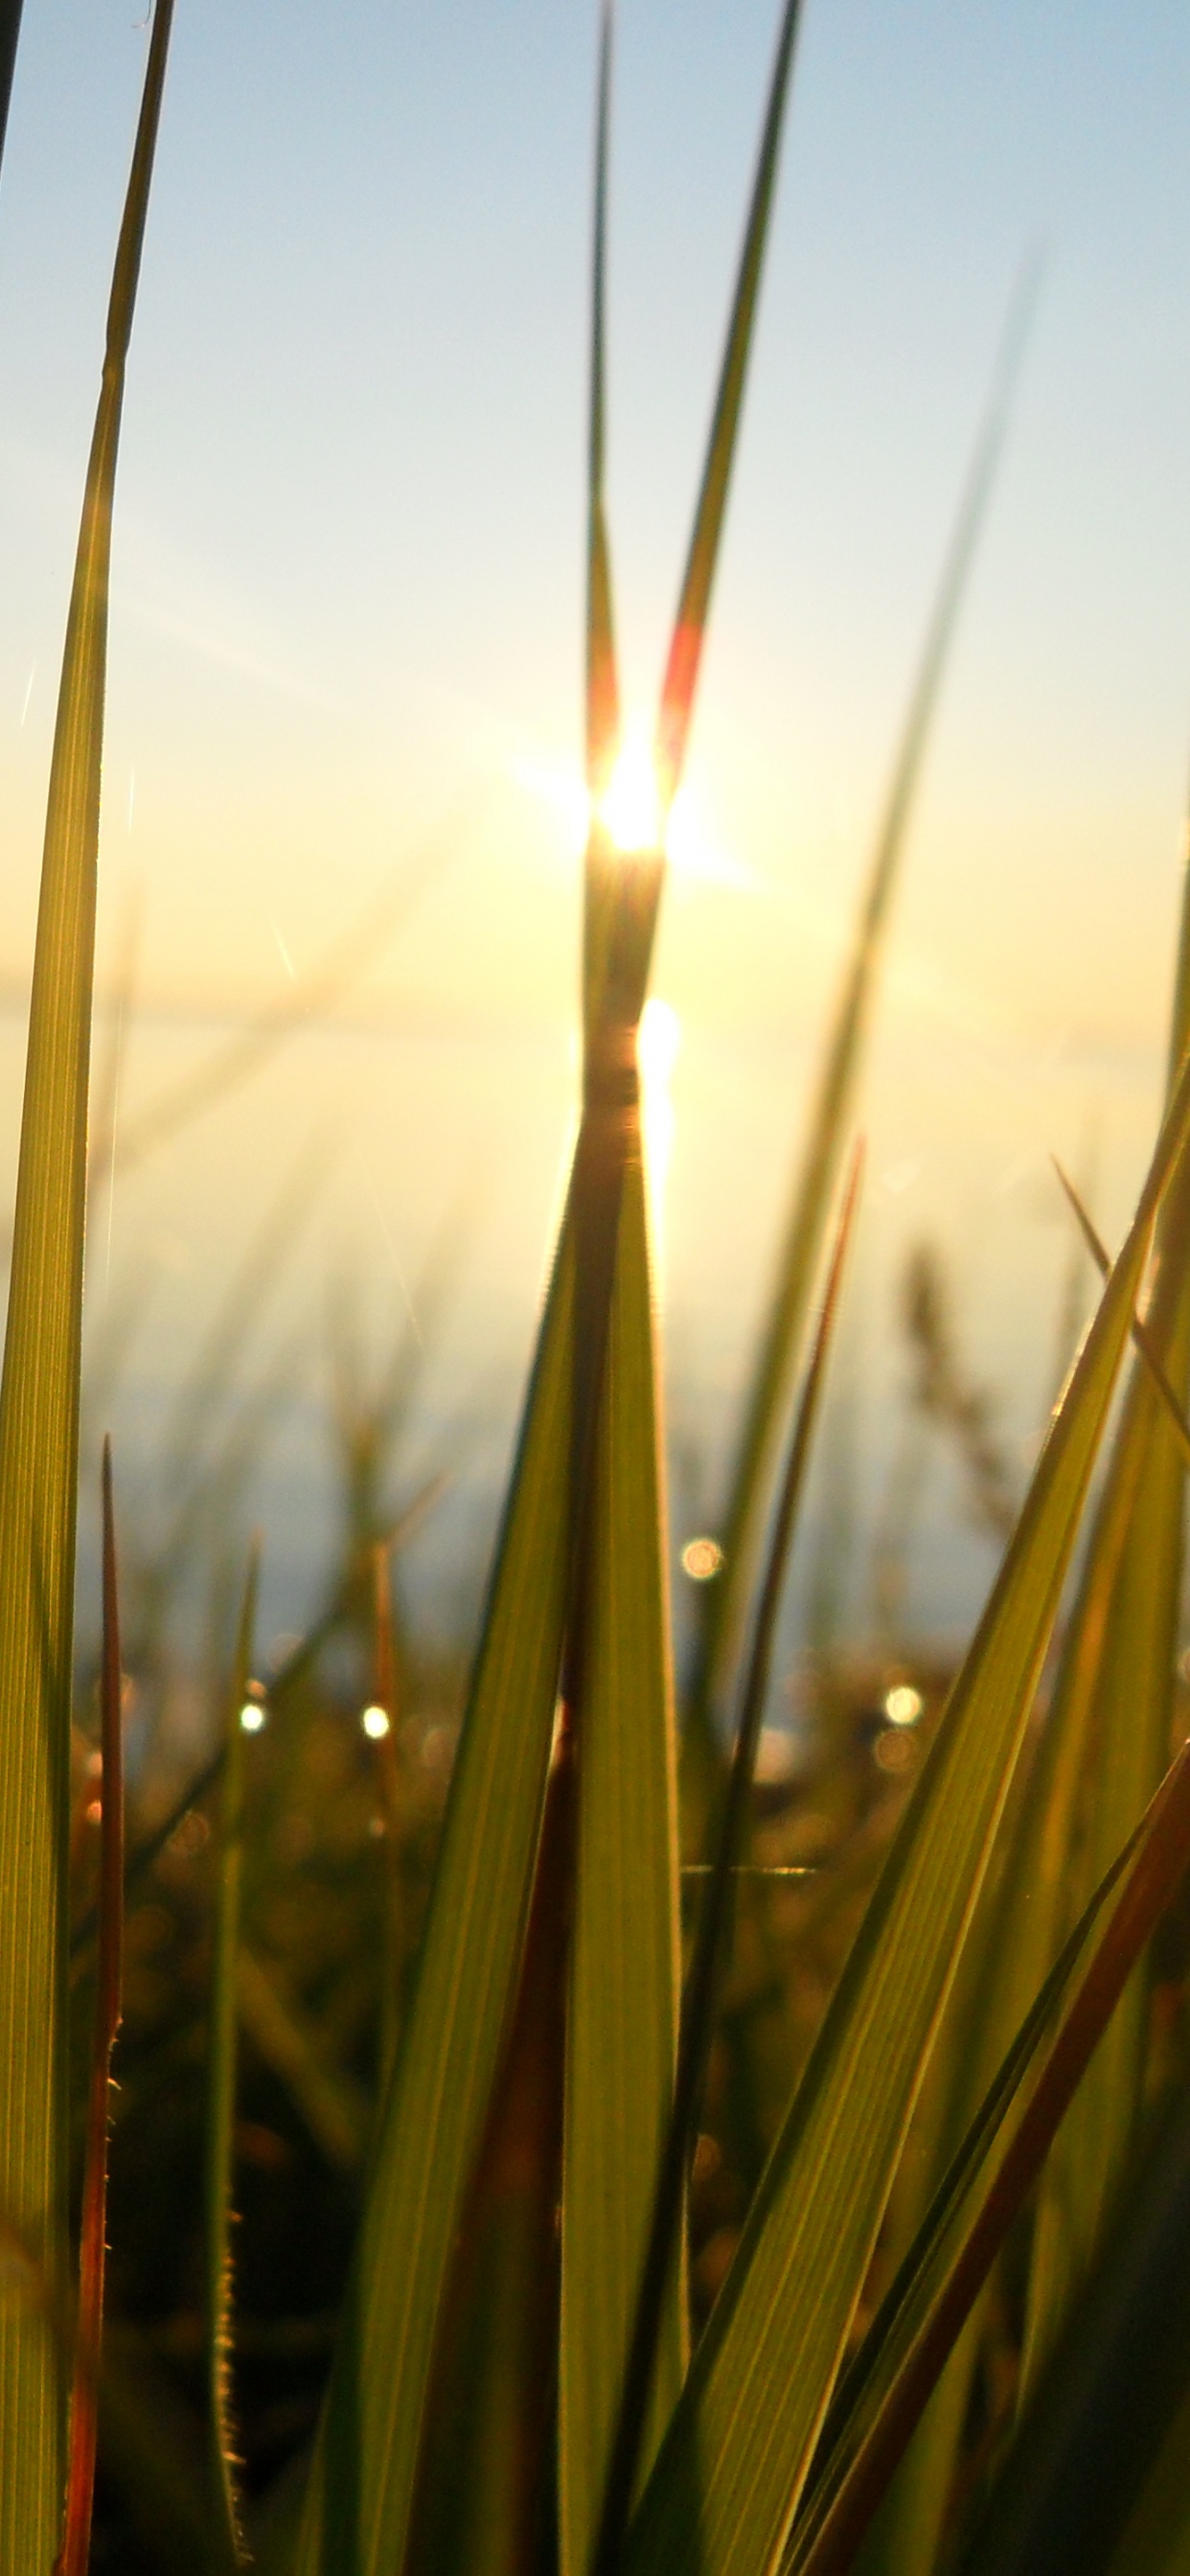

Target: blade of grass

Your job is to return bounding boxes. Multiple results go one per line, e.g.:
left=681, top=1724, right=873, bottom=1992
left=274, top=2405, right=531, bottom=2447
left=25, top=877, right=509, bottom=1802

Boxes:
left=236, top=1946, right=370, bottom=2175
left=560, top=1157, right=686, bottom=2576
left=296, top=12, right=809, bottom=2557
left=369, top=1538, right=404, bottom=2097
left=204, top=1544, right=261, bottom=2573
left=1019, top=850, right=1190, bottom=2396
left=592, top=1143, right=862, bottom=2576
left=0, top=11, right=172, bottom=2559
left=654, top=0, right=807, bottom=801
left=293, top=1223, right=576, bottom=2576
left=787, top=1732, right=1190, bottom=2576
left=622, top=1032, right=1190, bottom=2576
left=54, top=1440, right=125, bottom=2576
left=0, top=1, right=23, bottom=177
left=403, top=1739, right=573, bottom=2576
left=1051, top=1158, right=1190, bottom=1468
left=585, top=0, right=617, bottom=800
left=692, top=264, right=1038, bottom=1771
left=69, top=1475, right=447, bottom=1967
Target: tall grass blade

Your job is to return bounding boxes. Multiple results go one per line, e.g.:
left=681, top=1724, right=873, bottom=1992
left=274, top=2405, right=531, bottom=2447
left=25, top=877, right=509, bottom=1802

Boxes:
left=585, top=0, right=617, bottom=799
left=786, top=1733, right=1190, bottom=2576
left=695, top=265, right=1038, bottom=1746
left=403, top=1742, right=573, bottom=2576
left=54, top=1439, right=125, bottom=2576
left=1020, top=840, right=1190, bottom=2395
left=293, top=1230, right=576, bottom=2576
left=204, top=1544, right=260, bottom=2573
left=369, top=1537, right=404, bottom=2096
left=560, top=1158, right=685, bottom=2576
left=0, top=10, right=172, bottom=2557
left=592, top=1144, right=861, bottom=2576
left=655, top=0, right=806, bottom=801
left=622, top=1035, right=1190, bottom=2576
left=1052, top=1157, right=1190, bottom=1466
left=0, top=1, right=24, bottom=178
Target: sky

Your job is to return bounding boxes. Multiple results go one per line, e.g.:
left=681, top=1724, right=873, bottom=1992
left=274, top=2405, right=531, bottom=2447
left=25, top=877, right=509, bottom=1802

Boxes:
left=3, top=0, right=1190, bottom=1653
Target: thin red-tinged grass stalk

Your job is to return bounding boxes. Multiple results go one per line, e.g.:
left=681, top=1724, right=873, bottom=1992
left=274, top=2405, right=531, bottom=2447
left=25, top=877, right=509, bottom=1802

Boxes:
left=55, top=1438, right=125, bottom=2576
left=592, top=1142, right=863, bottom=2576
left=205, top=1544, right=261, bottom=2574
left=1052, top=1156, right=1190, bottom=1469
left=654, top=0, right=805, bottom=804
left=371, top=1539, right=405, bottom=2096
left=69, top=1476, right=446, bottom=1969
left=786, top=1731, right=1190, bottom=2576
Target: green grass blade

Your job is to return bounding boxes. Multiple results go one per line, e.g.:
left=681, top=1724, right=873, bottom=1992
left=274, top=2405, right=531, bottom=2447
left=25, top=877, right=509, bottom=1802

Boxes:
left=294, top=1219, right=575, bottom=2576
left=1052, top=1157, right=1190, bottom=1467
left=591, top=1144, right=861, bottom=2576
left=56, top=1440, right=125, bottom=2576
left=0, top=11, right=172, bottom=2559
left=787, top=1734, right=1190, bottom=2576
left=560, top=1158, right=685, bottom=2576
left=585, top=0, right=618, bottom=799
left=1020, top=847, right=1190, bottom=2396
left=655, top=0, right=806, bottom=802
left=622, top=1035, right=1190, bottom=2576
left=694, top=270, right=1036, bottom=1749
left=205, top=1545, right=260, bottom=2573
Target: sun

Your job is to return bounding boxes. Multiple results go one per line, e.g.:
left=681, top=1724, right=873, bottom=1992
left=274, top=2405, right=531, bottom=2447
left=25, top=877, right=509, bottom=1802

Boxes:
left=597, top=724, right=664, bottom=855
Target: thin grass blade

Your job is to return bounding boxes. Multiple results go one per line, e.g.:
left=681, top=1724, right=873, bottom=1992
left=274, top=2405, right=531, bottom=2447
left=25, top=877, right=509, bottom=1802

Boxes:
left=293, top=1226, right=576, bottom=2576
left=1052, top=1157, right=1190, bottom=1468
left=655, top=0, right=807, bottom=801
left=204, top=1544, right=261, bottom=2572
left=1019, top=848, right=1190, bottom=2395
left=591, top=1143, right=861, bottom=2576
left=560, top=1156, right=685, bottom=2576
left=785, top=1732, right=1190, bottom=2576
left=54, top=1440, right=125, bottom=2576
left=0, top=11, right=172, bottom=2557
left=694, top=267, right=1038, bottom=1755
left=0, top=0, right=23, bottom=177
left=622, top=1033, right=1190, bottom=2576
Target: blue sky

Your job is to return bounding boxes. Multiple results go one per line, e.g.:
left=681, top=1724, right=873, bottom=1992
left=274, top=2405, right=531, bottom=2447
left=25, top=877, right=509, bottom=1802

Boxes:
left=4, top=0, right=1190, bottom=1638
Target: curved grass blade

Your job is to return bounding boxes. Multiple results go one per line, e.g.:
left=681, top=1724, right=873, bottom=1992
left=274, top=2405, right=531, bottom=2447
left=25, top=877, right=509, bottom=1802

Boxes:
left=0, top=10, right=173, bottom=2557
left=1051, top=1158, right=1190, bottom=1469
left=69, top=1476, right=446, bottom=1968
left=54, top=1440, right=125, bottom=2576
left=591, top=1144, right=862, bottom=2576
left=621, top=1034, right=1190, bottom=2576
left=560, top=1158, right=685, bottom=2576
left=204, top=1544, right=260, bottom=2573
left=958, top=2085, right=1190, bottom=2576
left=1019, top=850, right=1190, bottom=2397
left=654, top=0, right=807, bottom=803
left=0, top=1, right=24, bottom=179
left=369, top=1537, right=404, bottom=2096
left=293, top=1225, right=576, bottom=2576
left=404, top=1740, right=573, bottom=2576
left=785, top=1733, right=1190, bottom=2576
left=693, top=265, right=1038, bottom=1756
